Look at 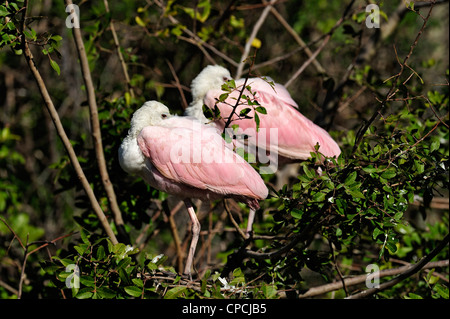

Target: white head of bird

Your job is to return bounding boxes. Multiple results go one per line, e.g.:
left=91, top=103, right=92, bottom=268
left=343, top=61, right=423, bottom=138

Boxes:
left=190, top=65, right=231, bottom=102
left=129, top=101, right=172, bottom=137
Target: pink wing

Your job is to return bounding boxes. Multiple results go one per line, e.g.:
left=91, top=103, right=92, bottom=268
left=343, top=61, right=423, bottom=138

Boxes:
left=137, top=117, right=268, bottom=201
left=204, top=78, right=341, bottom=159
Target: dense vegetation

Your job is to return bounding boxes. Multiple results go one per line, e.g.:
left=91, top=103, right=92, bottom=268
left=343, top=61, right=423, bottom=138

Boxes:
left=0, top=0, right=448, bottom=299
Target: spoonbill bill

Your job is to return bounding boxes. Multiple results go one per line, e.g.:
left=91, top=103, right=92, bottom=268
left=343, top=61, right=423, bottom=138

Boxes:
left=119, top=101, right=268, bottom=277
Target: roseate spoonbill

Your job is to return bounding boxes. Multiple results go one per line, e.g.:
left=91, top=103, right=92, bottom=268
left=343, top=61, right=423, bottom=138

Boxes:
left=119, top=101, right=268, bottom=277
left=185, top=65, right=341, bottom=164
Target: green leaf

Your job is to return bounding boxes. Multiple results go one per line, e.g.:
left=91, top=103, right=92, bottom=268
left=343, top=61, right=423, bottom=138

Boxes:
left=381, top=169, right=396, bottom=179
left=239, top=108, right=251, bottom=116
left=219, top=93, right=228, bottom=102
left=405, top=293, right=423, bottom=299
left=312, top=191, right=326, bottom=202
left=434, top=284, right=449, bottom=299
left=290, top=209, right=303, bottom=219
left=346, top=188, right=365, bottom=199
left=430, top=140, right=440, bottom=152
left=124, top=286, right=143, bottom=298
left=75, top=288, right=94, bottom=299
left=164, top=286, right=187, bottom=299
left=372, top=227, right=383, bottom=240
left=302, top=165, right=316, bottom=179
left=255, top=106, right=267, bottom=114
left=344, top=171, right=357, bottom=185
left=97, top=287, right=116, bottom=299
left=80, top=275, right=95, bottom=287
left=96, top=245, right=106, bottom=260
left=50, top=59, right=61, bottom=75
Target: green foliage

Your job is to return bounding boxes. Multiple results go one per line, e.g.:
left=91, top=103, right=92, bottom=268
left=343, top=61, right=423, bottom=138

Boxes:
left=0, top=0, right=448, bottom=300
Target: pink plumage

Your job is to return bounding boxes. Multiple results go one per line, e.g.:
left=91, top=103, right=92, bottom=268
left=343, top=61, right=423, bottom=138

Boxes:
left=204, top=77, right=341, bottom=161
left=119, top=101, right=267, bottom=277
left=137, top=116, right=267, bottom=209
left=186, top=65, right=341, bottom=165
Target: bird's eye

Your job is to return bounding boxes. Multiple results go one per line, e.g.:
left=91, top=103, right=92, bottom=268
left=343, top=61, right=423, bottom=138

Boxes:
left=161, top=114, right=168, bottom=119
left=223, top=76, right=229, bottom=82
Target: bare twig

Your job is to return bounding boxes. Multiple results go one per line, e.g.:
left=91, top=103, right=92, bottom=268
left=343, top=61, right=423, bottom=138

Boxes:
left=167, top=60, right=189, bottom=110
left=103, top=0, right=135, bottom=98
left=346, top=234, right=449, bottom=299
left=284, top=0, right=356, bottom=88
left=284, top=35, right=331, bottom=88
left=265, top=3, right=326, bottom=74
left=235, top=0, right=278, bottom=79
left=18, top=232, right=75, bottom=298
left=21, top=0, right=118, bottom=245
left=65, top=0, right=125, bottom=241
left=352, top=3, right=436, bottom=154
left=299, top=259, right=449, bottom=298
left=153, top=0, right=237, bottom=67
left=224, top=200, right=247, bottom=240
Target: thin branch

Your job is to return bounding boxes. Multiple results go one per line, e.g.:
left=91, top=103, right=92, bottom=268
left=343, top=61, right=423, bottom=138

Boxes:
left=284, top=0, right=356, bottom=88
left=167, top=60, right=189, bottom=110
left=284, top=35, right=331, bottom=88
left=235, top=0, right=278, bottom=79
left=103, top=0, right=135, bottom=98
left=346, top=234, right=449, bottom=299
left=352, top=3, right=436, bottom=154
left=224, top=199, right=247, bottom=240
left=265, top=3, right=326, bottom=74
left=154, top=0, right=237, bottom=67
left=21, top=0, right=118, bottom=245
left=65, top=0, right=125, bottom=240
left=0, top=216, right=25, bottom=250
left=299, top=259, right=449, bottom=298
left=18, top=232, right=75, bottom=298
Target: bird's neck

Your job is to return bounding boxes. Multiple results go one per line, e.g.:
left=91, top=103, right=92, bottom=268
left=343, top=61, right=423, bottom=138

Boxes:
left=186, top=100, right=209, bottom=124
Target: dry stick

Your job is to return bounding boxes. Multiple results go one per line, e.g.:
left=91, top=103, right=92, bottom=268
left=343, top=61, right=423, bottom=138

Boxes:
left=284, top=35, right=331, bottom=89
left=266, top=4, right=326, bottom=74
left=352, top=3, right=435, bottom=154
left=154, top=0, right=237, bottom=67
left=65, top=0, right=125, bottom=237
left=235, top=0, right=278, bottom=79
left=299, top=259, right=449, bottom=298
left=284, top=0, right=355, bottom=89
left=346, top=234, right=449, bottom=299
left=103, top=0, right=135, bottom=98
left=224, top=200, right=247, bottom=240
left=21, top=1, right=118, bottom=245
left=167, top=200, right=185, bottom=273
left=18, top=232, right=75, bottom=298
left=167, top=60, right=189, bottom=110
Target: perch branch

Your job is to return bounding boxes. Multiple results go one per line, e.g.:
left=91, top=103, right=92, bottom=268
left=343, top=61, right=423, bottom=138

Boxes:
left=346, top=234, right=449, bottom=299
left=352, top=2, right=435, bottom=154
left=235, top=0, right=278, bottom=79
left=21, top=0, right=118, bottom=245
left=103, top=0, right=135, bottom=98
left=299, top=259, right=449, bottom=298
left=284, top=0, right=356, bottom=88
left=265, top=2, right=326, bottom=74
left=65, top=0, right=125, bottom=239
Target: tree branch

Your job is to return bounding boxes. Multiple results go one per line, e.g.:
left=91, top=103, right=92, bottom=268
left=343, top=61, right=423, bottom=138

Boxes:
left=352, top=2, right=436, bottom=154
left=103, top=0, right=135, bottom=99
left=21, top=0, right=118, bottom=245
left=235, top=0, right=278, bottom=79
left=346, top=234, right=449, bottom=299
left=65, top=0, right=126, bottom=241
left=299, top=259, right=449, bottom=298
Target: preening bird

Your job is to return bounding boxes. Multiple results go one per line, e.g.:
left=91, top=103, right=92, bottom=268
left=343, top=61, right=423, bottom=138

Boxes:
left=118, top=101, right=268, bottom=277
left=185, top=65, right=341, bottom=165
